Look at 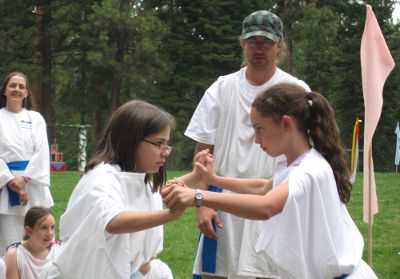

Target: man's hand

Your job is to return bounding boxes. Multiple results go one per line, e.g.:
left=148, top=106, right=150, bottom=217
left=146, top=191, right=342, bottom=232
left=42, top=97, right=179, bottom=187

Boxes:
left=196, top=206, right=222, bottom=240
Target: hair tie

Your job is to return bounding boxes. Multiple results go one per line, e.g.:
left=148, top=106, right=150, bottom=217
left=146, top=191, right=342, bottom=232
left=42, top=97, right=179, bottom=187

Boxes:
left=306, top=91, right=313, bottom=106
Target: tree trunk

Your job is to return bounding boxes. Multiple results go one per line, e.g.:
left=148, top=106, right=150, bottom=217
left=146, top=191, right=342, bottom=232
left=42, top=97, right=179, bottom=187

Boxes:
left=110, top=32, right=126, bottom=112
left=32, top=0, right=55, bottom=139
left=94, top=80, right=104, bottom=140
left=284, top=32, right=293, bottom=74
left=276, top=0, right=293, bottom=74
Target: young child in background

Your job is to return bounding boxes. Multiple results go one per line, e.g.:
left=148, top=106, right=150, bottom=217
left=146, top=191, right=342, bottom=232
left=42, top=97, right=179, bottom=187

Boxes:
left=41, top=100, right=198, bottom=279
left=163, top=83, right=377, bottom=279
left=3, top=206, right=59, bottom=279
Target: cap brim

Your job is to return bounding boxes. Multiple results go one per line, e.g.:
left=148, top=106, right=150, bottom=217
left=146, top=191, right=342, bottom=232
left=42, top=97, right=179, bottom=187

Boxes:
left=242, top=31, right=280, bottom=42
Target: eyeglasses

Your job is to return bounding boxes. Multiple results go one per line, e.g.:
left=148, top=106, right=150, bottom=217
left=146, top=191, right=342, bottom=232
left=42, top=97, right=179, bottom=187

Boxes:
left=246, top=38, right=276, bottom=49
left=143, top=139, right=173, bottom=154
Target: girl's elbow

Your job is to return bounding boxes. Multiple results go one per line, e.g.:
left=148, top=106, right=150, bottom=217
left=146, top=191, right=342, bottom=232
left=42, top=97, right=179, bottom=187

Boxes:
left=105, top=220, right=122, bottom=234
left=257, top=207, right=274, bottom=220
left=260, top=211, right=271, bottom=220
left=248, top=210, right=270, bottom=220
left=105, top=223, right=117, bottom=234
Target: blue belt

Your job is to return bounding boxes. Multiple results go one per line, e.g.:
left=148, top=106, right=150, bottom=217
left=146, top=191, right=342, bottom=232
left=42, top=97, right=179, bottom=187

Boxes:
left=192, top=185, right=222, bottom=279
left=334, top=274, right=349, bottom=279
left=1, top=160, right=29, bottom=206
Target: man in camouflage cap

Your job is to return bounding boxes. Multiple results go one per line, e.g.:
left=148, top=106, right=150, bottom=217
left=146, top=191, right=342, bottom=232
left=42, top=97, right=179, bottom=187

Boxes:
left=242, top=10, right=283, bottom=42
left=185, top=10, right=310, bottom=279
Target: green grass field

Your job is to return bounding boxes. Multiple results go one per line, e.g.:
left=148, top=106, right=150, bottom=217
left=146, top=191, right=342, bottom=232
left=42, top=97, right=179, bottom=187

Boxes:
left=50, top=171, right=400, bottom=278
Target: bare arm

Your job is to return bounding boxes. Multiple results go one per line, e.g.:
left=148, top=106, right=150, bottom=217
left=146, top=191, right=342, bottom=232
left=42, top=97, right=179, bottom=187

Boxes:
left=194, top=154, right=273, bottom=195
left=190, top=143, right=222, bottom=239
left=105, top=209, right=182, bottom=234
left=195, top=142, right=214, bottom=155
left=193, top=143, right=213, bottom=190
left=208, top=176, right=272, bottom=195
left=163, top=181, right=289, bottom=220
left=4, top=247, right=19, bottom=279
left=165, top=143, right=214, bottom=188
left=202, top=182, right=287, bottom=219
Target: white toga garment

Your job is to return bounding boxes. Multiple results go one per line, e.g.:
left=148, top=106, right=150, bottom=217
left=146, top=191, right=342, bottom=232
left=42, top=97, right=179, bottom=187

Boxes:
left=15, top=242, right=60, bottom=279
left=0, top=108, right=53, bottom=249
left=44, top=163, right=164, bottom=279
left=256, top=149, right=376, bottom=279
left=0, top=257, right=6, bottom=279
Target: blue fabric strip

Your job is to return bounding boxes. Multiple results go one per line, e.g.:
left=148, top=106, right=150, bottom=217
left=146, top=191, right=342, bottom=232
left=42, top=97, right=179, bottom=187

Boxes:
left=7, top=161, right=29, bottom=171
left=334, top=274, right=349, bottom=279
left=192, top=229, right=203, bottom=278
left=3, top=161, right=29, bottom=206
left=201, top=185, right=222, bottom=274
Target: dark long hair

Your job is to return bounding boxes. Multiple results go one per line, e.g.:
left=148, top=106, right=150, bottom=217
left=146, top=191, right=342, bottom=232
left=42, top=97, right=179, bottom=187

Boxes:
left=0, top=72, right=36, bottom=109
left=85, top=100, right=176, bottom=192
left=23, top=206, right=54, bottom=240
left=252, top=83, right=352, bottom=203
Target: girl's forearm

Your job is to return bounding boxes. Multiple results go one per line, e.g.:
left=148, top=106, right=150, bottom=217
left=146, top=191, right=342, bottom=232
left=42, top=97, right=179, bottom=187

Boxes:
left=201, top=182, right=287, bottom=220
left=177, top=171, right=200, bottom=187
left=202, top=191, right=271, bottom=219
left=105, top=209, right=179, bottom=234
left=209, top=176, right=272, bottom=195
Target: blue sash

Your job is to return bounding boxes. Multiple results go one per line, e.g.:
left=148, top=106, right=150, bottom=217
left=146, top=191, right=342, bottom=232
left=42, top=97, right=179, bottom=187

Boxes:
left=193, top=185, right=222, bottom=278
left=334, top=274, right=349, bottom=279
left=1, top=160, right=29, bottom=206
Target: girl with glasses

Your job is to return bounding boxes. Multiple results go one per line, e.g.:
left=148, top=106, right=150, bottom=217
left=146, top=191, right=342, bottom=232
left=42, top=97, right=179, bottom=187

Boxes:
left=41, top=100, right=188, bottom=279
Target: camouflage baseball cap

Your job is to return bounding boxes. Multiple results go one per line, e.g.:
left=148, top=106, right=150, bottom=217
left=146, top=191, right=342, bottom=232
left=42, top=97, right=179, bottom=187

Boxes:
left=242, top=10, right=283, bottom=42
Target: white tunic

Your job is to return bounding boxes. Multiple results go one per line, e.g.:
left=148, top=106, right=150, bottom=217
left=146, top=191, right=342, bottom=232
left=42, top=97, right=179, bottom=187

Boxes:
left=47, top=163, right=164, bottom=279
left=256, top=149, right=375, bottom=279
left=0, top=108, right=53, bottom=216
left=185, top=67, right=310, bottom=278
left=0, top=257, right=6, bottom=279
left=15, top=242, right=60, bottom=279
left=131, top=259, right=173, bottom=279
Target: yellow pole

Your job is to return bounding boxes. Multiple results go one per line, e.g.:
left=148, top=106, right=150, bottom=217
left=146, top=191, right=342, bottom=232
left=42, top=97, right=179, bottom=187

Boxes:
left=368, top=147, right=373, bottom=267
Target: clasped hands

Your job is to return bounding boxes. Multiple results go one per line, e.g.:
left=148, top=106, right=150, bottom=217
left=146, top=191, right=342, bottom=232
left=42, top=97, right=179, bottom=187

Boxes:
left=162, top=149, right=214, bottom=211
left=7, top=176, right=29, bottom=205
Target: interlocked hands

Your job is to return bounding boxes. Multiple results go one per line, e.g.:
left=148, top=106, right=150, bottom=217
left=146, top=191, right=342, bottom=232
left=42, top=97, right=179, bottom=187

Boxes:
left=162, top=149, right=214, bottom=211
left=7, top=176, right=29, bottom=205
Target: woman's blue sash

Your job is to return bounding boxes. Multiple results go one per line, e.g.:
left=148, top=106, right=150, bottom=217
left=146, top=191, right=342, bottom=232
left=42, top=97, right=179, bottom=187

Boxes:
left=0, top=160, right=29, bottom=206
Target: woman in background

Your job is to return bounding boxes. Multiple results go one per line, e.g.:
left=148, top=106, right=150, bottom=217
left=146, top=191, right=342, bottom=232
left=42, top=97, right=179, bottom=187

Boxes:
left=0, top=72, right=53, bottom=250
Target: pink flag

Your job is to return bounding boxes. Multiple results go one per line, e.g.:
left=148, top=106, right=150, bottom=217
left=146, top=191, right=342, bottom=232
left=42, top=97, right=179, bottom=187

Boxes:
left=360, top=5, right=395, bottom=224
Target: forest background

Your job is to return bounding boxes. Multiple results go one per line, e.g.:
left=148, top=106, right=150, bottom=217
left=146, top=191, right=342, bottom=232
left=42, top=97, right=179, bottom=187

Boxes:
left=0, top=0, right=399, bottom=171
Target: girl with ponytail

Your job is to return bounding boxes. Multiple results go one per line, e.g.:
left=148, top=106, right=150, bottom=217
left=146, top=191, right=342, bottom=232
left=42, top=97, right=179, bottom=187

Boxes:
left=163, top=83, right=377, bottom=279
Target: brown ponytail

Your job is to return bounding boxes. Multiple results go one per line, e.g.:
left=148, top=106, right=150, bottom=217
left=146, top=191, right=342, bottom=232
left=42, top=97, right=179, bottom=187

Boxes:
left=252, top=83, right=352, bottom=203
